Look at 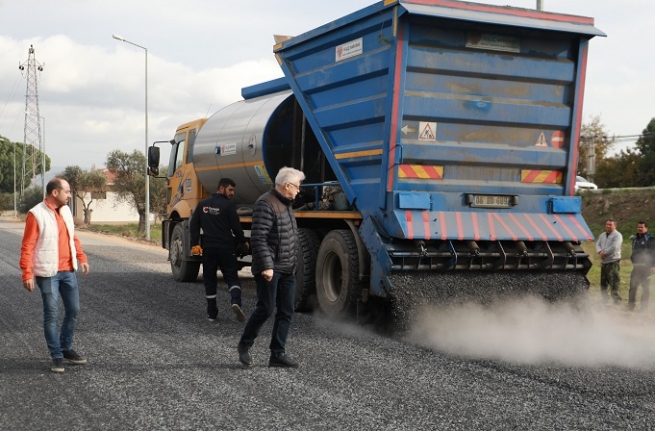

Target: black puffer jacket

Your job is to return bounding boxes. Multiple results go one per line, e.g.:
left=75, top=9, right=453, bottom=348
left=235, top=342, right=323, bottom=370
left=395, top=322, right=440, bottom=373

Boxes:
left=250, top=188, right=297, bottom=275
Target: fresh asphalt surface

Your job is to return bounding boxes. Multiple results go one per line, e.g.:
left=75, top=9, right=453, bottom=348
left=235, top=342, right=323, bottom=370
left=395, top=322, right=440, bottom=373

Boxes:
left=1, top=216, right=655, bottom=430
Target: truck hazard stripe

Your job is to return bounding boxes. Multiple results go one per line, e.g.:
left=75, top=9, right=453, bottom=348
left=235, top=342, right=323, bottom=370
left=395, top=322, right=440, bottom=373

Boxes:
left=472, top=213, right=480, bottom=241
left=567, top=214, right=593, bottom=241
left=398, top=164, right=444, bottom=179
left=406, top=211, right=414, bottom=239
left=396, top=210, right=592, bottom=242
left=508, top=213, right=534, bottom=242
left=522, top=214, right=548, bottom=241
left=492, top=213, right=518, bottom=241
left=423, top=210, right=431, bottom=240
left=539, top=214, right=564, bottom=241
left=521, top=170, right=563, bottom=184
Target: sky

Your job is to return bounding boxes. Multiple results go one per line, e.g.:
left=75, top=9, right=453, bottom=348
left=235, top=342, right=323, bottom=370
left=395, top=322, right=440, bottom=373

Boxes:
left=0, top=0, right=652, bottom=172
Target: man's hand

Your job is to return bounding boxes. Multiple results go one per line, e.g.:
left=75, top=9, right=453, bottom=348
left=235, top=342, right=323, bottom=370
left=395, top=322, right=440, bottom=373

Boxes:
left=80, top=262, right=90, bottom=276
left=191, top=245, right=203, bottom=256
left=236, top=241, right=250, bottom=257
left=261, top=269, right=274, bottom=282
left=599, top=251, right=606, bottom=260
left=23, top=279, right=34, bottom=292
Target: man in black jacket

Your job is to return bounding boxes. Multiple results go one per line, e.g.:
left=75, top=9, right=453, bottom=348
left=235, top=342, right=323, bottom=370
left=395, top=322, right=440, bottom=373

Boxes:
left=628, top=221, right=655, bottom=311
left=237, top=166, right=305, bottom=368
left=190, top=178, right=249, bottom=322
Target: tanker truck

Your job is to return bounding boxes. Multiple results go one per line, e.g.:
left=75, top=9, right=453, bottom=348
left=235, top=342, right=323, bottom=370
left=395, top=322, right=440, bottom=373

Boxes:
left=148, top=0, right=605, bottom=320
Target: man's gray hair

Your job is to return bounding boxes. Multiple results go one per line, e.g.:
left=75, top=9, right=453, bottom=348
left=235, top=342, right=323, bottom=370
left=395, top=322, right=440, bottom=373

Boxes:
left=275, top=166, right=305, bottom=186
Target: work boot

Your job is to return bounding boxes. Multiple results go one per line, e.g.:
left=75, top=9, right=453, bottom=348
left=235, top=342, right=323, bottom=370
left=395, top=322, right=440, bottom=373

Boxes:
left=51, top=358, right=65, bottom=373
left=268, top=353, right=299, bottom=368
left=237, top=344, right=252, bottom=368
left=232, top=304, right=246, bottom=322
left=63, top=349, right=87, bottom=365
left=207, top=299, right=218, bottom=321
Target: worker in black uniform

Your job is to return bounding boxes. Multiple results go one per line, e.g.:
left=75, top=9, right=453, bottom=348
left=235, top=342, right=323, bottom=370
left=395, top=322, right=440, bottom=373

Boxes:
left=190, top=178, right=249, bottom=322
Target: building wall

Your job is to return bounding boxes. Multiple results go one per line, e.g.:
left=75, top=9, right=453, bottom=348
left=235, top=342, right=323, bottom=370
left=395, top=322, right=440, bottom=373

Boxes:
left=74, top=192, right=152, bottom=224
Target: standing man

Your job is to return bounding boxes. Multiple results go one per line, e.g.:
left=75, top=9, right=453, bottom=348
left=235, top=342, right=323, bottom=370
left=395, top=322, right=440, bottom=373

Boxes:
left=20, top=178, right=90, bottom=373
left=627, top=221, right=655, bottom=311
left=190, top=178, right=249, bottom=322
left=237, top=167, right=305, bottom=368
left=596, top=219, right=623, bottom=305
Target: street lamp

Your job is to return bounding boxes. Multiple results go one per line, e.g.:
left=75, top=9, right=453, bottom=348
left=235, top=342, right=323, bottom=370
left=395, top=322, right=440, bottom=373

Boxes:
left=24, top=111, right=46, bottom=198
left=112, top=34, right=150, bottom=240
left=13, top=140, right=16, bottom=217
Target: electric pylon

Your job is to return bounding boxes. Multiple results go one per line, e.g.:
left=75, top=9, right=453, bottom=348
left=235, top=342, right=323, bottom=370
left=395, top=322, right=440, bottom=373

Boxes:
left=18, top=44, right=45, bottom=195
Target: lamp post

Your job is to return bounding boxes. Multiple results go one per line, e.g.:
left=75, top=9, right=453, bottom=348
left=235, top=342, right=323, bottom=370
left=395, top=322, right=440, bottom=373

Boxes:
left=24, top=112, right=46, bottom=198
left=13, top=141, right=16, bottom=217
left=112, top=34, right=150, bottom=240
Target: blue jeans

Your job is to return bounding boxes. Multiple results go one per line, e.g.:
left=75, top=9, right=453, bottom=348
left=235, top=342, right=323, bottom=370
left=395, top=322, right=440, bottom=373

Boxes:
left=239, top=272, right=296, bottom=355
left=36, top=271, right=81, bottom=359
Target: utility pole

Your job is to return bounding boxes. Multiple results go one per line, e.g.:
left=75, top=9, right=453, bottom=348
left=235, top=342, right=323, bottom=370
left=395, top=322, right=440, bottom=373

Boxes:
left=536, top=0, right=544, bottom=11
left=19, top=45, right=45, bottom=197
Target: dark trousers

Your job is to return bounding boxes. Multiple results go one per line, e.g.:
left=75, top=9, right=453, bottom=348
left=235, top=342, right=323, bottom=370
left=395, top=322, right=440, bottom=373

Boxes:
left=202, top=248, right=242, bottom=317
left=600, top=261, right=621, bottom=303
left=628, top=265, right=651, bottom=309
left=239, top=272, right=296, bottom=355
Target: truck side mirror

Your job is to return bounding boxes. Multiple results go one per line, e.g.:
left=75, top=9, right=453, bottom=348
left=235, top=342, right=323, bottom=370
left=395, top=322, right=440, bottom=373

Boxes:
left=148, top=146, right=160, bottom=176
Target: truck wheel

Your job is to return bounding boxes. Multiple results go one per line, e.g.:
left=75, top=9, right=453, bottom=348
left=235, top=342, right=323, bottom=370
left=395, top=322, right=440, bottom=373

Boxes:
left=295, top=228, right=320, bottom=312
left=316, top=230, right=361, bottom=318
left=170, top=223, right=200, bottom=282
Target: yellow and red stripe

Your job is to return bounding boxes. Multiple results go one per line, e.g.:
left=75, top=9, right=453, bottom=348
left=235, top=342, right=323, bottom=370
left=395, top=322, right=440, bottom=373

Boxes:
left=521, top=170, right=562, bottom=184
left=398, top=164, right=444, bottom=179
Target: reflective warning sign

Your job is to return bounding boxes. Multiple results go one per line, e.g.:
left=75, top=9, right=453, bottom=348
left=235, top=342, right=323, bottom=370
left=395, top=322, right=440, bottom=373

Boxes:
left=551, top=130, right=565, bottom=148
left=419, top=122, right=437, bottom=141
left=535, top=132, right=547, bottom=147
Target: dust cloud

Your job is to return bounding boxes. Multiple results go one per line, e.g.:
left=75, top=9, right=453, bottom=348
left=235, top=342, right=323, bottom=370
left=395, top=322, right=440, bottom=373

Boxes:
left=409, top=296, right=655, bottom=369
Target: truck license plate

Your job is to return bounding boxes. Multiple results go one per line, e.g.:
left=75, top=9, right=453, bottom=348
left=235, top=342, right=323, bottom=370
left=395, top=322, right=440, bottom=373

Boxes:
left=470, top=195, right=512, bottom=208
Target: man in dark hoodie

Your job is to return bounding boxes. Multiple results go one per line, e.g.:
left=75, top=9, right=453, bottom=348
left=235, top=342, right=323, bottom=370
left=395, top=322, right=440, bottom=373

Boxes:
left=190, top=178, right=249, bottom=322
left=237, top=166, right=305, bottom=368
left=627, top=221, right=655, bottom=311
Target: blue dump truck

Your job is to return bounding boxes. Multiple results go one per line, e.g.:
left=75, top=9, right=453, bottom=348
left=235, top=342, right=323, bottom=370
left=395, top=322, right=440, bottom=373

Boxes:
left=149, top=0, right=605, bottom=322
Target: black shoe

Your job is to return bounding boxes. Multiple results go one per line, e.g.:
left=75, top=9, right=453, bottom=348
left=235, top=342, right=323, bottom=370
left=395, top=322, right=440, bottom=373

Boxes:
left=63, top=349, right=87, bottom=365
left=232, top=304, right=246, bottom=322
left=207, top=315, right=218, bottom=323
left=238, top=344, right=252, bottom=368
left=51, top=358, right=65, bottom=373
left=268, top=353, right=299, bottom=368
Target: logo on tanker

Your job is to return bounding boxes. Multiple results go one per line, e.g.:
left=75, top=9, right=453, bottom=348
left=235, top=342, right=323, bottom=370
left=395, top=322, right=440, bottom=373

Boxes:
left=220, top=142, right=237, bottom=156
left=335, top=37, right=363, bottom=62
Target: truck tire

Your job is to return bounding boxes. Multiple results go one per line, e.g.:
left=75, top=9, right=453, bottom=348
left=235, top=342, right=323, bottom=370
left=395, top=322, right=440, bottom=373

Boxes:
left=316, top=229, right=362, bottom=318
left=170, top=223, right=200, bottom=282
left=295, top=228, right=320, bottom=312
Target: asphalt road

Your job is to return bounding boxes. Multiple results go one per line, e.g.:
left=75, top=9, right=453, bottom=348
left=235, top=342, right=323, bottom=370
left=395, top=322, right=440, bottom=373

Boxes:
left=1, top=216, right=655, bottom=430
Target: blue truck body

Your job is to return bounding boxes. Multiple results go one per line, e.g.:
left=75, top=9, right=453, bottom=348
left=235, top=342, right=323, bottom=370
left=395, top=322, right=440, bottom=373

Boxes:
left=257, top=0, right=604, bottom=296
left=157, top=0, right=605, bottom=312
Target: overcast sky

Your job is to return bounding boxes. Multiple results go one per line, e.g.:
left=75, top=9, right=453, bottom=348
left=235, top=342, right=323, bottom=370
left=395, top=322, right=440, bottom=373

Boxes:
left=0, top=0, right=652, bottom=172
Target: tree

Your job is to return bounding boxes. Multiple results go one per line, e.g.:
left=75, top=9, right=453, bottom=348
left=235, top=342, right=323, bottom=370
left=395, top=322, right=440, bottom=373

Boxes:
left=633, top=118, right=655, bottom=187
left=17, top=186, right=43, bottom=214
left=578, top=116, right=616, bottom=179
left=0, top=134, right=50, bottom=195
left=149, top=166, right=168, bottom=222
left=106, top=149, right=148, bottom=233
left=594, top=147, right=641, bottom=189
left=59, top=165, right=107, bottom=225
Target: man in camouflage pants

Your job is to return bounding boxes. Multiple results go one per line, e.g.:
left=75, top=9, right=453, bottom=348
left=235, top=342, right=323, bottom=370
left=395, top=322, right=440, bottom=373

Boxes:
left=596, top=219, right=623, bottom=305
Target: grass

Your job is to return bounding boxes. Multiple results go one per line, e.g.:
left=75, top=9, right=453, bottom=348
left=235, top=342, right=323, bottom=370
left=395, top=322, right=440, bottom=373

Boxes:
left=581, top=240, right=654, bottom=318
left=83, top=222, right=162, bottom=243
